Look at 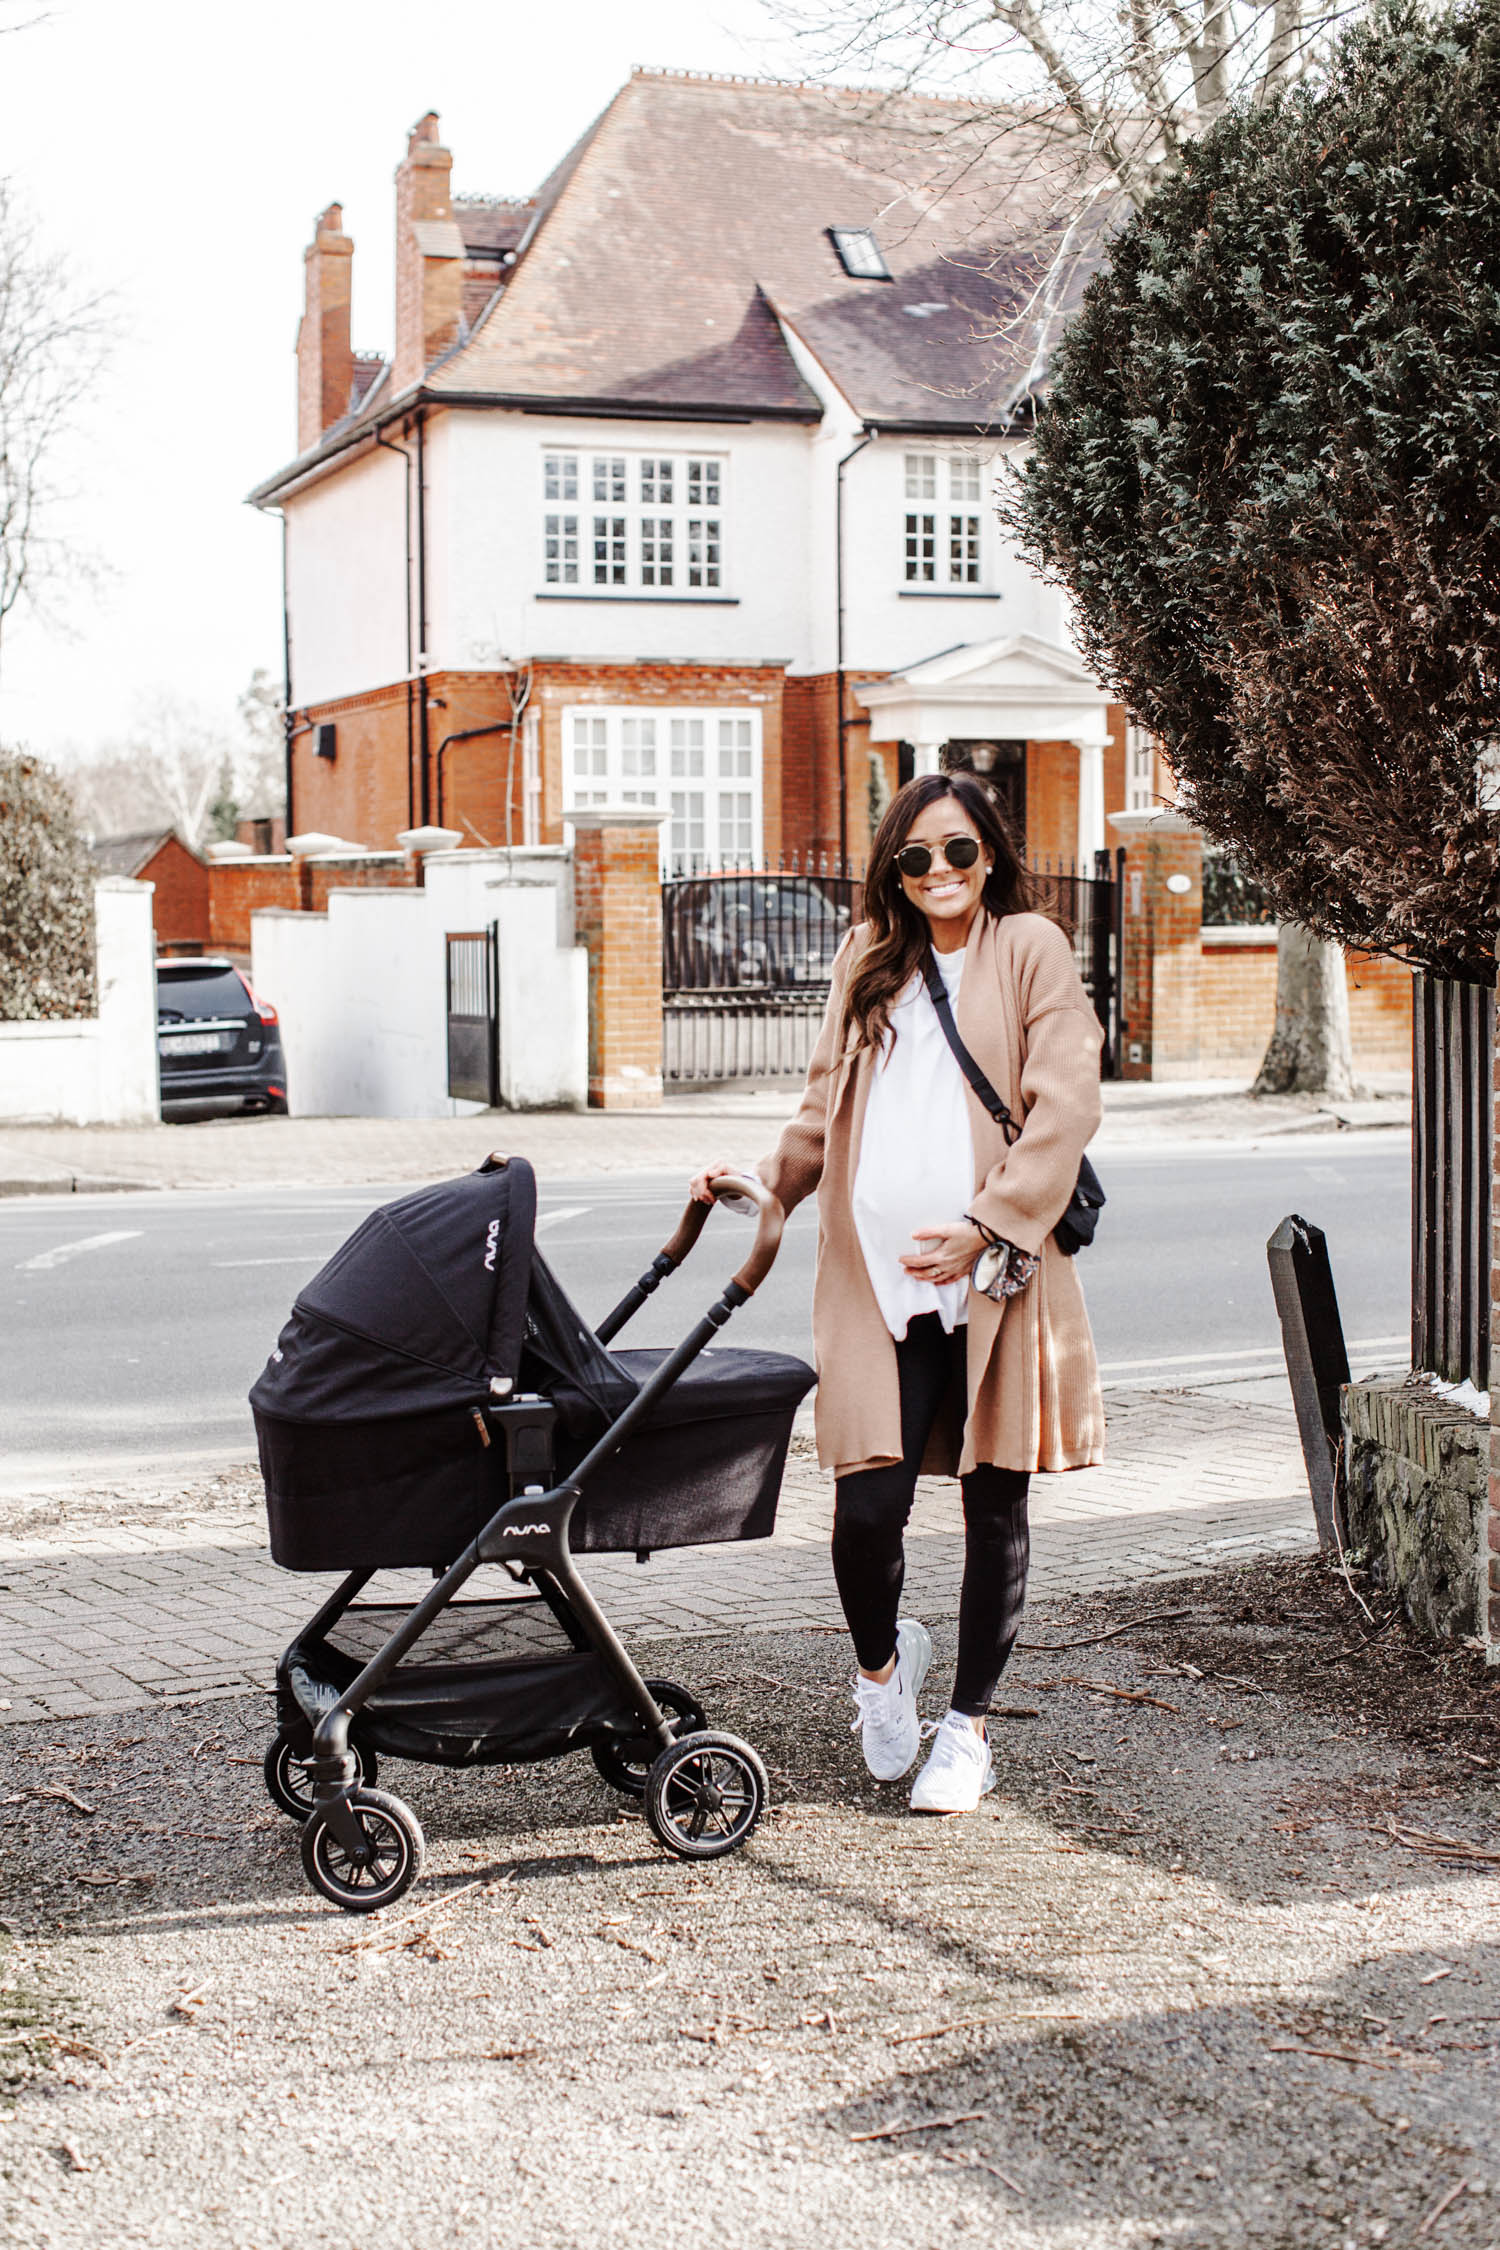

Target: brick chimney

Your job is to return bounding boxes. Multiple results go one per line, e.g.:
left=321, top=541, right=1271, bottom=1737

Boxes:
left=393, top=112, right=465, bottom=393
left=296, top=203, right=354, bottom=452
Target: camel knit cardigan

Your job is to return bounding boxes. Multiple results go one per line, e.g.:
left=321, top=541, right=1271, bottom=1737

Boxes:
left=755, top=909, right=1106, bottom=1479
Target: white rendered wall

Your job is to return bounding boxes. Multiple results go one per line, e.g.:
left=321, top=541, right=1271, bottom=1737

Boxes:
left=436, top=409, right=815, bottom=674
left=0, top=878, right=160, bottom=1125
left=282, top=397, right=1090, bottom=713
left=283, top=443, right=411, bottom=707
left=251, top=853, right=586, bottom=1118
left=836, top=435, right=1063, bottom=680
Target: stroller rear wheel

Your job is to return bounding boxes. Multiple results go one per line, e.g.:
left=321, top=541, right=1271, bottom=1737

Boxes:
left=300, top=1787, right=425, bottom=1913
left=644, top=1732, right=768, bottom=1861
left=264, top=1726, right=377, bottom=1821
left=591, top=1680, right=707, bottom=1797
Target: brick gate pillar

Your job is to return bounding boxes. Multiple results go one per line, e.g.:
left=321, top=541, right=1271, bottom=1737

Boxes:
left=1107, top=810, right=1204, bottom=1081
left=570, top=808, right=667, bottom=1110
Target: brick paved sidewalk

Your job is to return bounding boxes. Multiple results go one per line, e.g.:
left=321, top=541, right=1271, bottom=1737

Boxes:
left=0, top=1385, right=1313, bottom=1724
left=0, top=1075, right=1409, bottom=1196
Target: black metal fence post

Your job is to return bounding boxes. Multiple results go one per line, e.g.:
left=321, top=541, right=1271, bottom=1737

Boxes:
left=1267, top=1213, right=1351, bottom=1549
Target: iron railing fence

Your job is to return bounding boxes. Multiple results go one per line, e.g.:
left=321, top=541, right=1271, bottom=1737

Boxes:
left=661, top=859, right=864, bottom=1086
left=1412, top=972, right=1494, bottom=1390
left=661, top=852, right=1122, bottom=1086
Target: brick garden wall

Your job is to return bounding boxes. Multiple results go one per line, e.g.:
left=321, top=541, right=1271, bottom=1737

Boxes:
left=208, top=859, right=303, bottom=956
left=1197, top=938, right=1412, bottom=1074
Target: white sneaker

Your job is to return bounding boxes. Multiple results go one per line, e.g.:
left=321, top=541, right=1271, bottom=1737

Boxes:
left=850, top=1618, right=932, bottom=1781
left=909, top=1709, right=995, bottom=1814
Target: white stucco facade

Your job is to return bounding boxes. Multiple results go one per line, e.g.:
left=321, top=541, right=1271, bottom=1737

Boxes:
left=281, top=401, right=1085, bottom=700
left=250, top=847, right=585, bottom=1119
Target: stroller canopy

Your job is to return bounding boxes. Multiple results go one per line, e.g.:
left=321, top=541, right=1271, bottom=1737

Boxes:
left=251, top=1157, right=538, bottom=1424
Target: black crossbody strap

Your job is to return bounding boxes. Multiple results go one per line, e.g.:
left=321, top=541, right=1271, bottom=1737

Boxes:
left=920, top=950, right=1020, bottom=1146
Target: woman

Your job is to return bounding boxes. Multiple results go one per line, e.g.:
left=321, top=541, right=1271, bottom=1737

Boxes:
left=691, top=773, right=1104, bottom=1814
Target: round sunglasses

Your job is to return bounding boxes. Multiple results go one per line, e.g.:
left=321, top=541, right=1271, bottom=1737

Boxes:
left=894, top=833, right=983, bottom=879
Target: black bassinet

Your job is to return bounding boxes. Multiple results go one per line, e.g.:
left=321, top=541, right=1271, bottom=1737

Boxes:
left=250, top=1157, right=814, bottom=1571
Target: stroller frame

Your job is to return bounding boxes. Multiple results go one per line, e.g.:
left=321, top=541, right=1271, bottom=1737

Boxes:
left=288, top=1170, right=791, bottom=1909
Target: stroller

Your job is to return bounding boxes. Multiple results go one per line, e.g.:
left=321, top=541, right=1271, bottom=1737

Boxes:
left=250, top=1155, right=814, bottom=1914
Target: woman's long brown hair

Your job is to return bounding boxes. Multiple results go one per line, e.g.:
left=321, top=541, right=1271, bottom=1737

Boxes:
left=844, top=773, right=1034, bottom=1055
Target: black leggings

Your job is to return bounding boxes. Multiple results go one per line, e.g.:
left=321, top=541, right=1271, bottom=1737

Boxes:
left=831, top=1313, right=1030, bottom=1719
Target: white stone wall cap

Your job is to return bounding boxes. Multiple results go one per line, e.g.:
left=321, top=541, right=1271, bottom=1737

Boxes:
left=287, top=831, right=358, bottom=858
left=1109, top=808, right=1200, bottom=836
left=1201, top=923, right=1279, bottom=946
left=205, top=840, right=254, bottom=862
left=396, top=825, right=466, bottom=854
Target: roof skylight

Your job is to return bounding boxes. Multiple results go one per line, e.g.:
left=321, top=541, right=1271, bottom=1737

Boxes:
left=828, top=226, right=892, bottom=281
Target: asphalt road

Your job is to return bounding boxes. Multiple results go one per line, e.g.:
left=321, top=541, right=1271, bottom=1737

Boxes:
left=0, top=1134, right=1409, bottom=1490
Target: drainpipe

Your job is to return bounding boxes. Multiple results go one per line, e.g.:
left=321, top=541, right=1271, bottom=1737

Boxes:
left=374, top=423, right=416, bottom=834
left=415, top=410, right=431, bottom=828
left=834, top=425, right=876, bottom=871
left=435, top=721, right=510, bottom=832
left=280, top=516, right=294, bottom=837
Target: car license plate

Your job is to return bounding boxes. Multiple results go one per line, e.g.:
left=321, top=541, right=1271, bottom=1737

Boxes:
left=161, top=1031, right=228, bottom=1056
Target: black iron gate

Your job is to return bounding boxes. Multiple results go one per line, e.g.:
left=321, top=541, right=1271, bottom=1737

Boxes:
left=1413, top=972, right=1494, bottom=1389
left=661, top=852, right=1122, bottom=1087
left=446, top=927, right=499, bottom=1106
left=1029, top=848, right=1124, bottom=1078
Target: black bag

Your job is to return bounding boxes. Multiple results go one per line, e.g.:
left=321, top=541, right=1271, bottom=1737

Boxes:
left=920, top=951, right=1105, bottom=1257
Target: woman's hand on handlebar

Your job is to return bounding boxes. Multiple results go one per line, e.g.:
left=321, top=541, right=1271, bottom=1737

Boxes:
left=689, top=1161, right=741, bottom=1207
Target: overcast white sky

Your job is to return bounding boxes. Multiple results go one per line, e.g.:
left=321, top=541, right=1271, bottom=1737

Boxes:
left=0, top=0, right=804, bottom=759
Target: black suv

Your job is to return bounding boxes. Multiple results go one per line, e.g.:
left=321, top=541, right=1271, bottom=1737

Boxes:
left=156, top=958, right=288, bottom=1114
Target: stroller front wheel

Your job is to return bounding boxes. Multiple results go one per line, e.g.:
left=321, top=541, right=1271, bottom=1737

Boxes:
left=300, top=1787, right=425, bottom=1913
left=264, top=1726, right=378, bottom=1821
left=591, top=1680, right=707, bottom=1798
left=644, top=1732, right=768, bottom=1861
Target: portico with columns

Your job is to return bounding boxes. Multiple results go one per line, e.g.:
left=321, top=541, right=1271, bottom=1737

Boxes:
left=855, top=634, right=1122, bottom=866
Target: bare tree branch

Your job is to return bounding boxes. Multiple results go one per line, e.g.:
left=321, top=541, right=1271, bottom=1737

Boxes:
left=0, top=179, right=113, bottom=679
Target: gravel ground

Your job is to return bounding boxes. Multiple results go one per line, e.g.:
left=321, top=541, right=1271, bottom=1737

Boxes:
left=0, top=1553, right=1497, bottom=2250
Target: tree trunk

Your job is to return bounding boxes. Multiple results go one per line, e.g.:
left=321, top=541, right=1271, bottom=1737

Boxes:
left=1252, top=923, right=1357, bottom=1097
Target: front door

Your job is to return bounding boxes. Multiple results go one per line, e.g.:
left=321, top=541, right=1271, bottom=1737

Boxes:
left=941, top=739, right=1026, bottom=853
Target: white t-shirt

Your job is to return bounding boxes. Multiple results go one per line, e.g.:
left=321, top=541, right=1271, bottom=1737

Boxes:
left=851, top=945, right=975, bottom=1340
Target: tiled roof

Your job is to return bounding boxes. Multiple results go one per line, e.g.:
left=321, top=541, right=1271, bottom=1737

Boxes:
left=426, top=72, right=1097, bottom=426
left=252, top=71, right=1101, bottom=503
left=91, top=829, right=177, bottom=875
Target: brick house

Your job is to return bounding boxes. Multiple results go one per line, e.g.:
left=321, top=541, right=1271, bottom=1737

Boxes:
left=91, top=830, right=209, bottom=953
left=250, top=72, right=1154, bottom=872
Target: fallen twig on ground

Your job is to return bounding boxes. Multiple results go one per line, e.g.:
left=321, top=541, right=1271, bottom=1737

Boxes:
left=850, top=2111, right=985, bottom=2143
left=1416, top=2177, right=1471, bottom=2236
left=34, top=1786, right=94, bottom=1816
left=1041, top=1678, right=1182, bottom=1714
left=1018, top=1610, right=1194, bottom=1653
left=890, top=2017, right=1002, bottom=2046
left=1384, top=1820, right=1500, bottom=1867
left=939, top=2149, right=1023, bottom=2192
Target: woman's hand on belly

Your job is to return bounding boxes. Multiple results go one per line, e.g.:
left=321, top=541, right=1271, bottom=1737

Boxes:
left=899, top=1219, right=986, bottom=1286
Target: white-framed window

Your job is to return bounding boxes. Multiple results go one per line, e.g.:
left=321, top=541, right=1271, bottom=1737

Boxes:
left=903, top=452, right=987, bottom=586
left=541, top=450, right=727, bottom=593
left=562, top=705, right=762, bottom=871
left=1125, top=723, right=1156, bottom=812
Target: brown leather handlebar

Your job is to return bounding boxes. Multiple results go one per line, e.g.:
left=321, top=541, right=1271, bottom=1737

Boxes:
left=660, top=1172, right=787, bottom=1299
